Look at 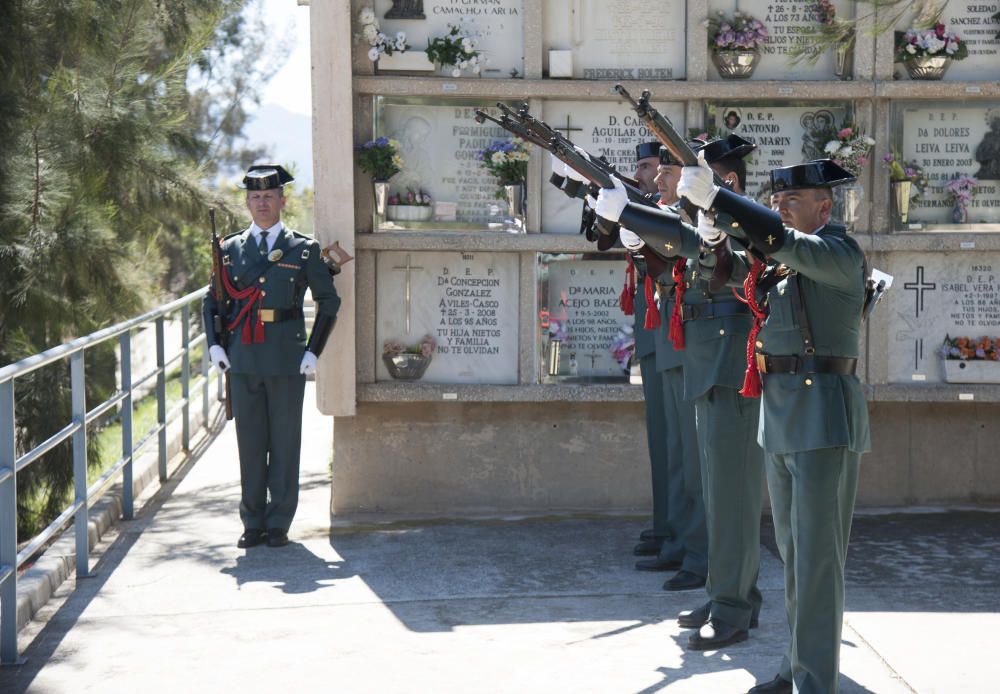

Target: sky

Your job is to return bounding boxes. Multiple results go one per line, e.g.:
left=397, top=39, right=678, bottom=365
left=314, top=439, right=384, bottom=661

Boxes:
left=258, top=0, right=312, bottom=117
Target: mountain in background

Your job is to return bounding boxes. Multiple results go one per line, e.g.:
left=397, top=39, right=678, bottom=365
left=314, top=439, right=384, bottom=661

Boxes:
left=244, top=103, right=313, bottom=188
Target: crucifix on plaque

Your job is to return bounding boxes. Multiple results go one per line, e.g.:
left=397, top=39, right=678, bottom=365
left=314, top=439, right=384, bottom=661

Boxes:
left=391, top=254, right=424, bottom=335
left=553, top=115, right=583, bottom=137
left=585, top=352, right=602, bottom=370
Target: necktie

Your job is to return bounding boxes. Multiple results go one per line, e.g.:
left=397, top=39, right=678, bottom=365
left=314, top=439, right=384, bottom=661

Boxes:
left=259, top=230, right=269, bottom=255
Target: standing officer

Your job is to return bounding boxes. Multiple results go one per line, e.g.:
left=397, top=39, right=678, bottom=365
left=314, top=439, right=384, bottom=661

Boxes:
left=635, top=146, right=706, bottom=591
left=204, top=164, right=341, bottom=549
left=677, top=158, right=870, bottom=694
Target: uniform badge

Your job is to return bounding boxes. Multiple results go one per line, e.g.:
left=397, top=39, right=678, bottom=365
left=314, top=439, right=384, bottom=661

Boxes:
left=268, top=249, right=284, bottom=262
left=301, top=249, right=310, bottom=260
left=223, top=254, right=232, bottom=266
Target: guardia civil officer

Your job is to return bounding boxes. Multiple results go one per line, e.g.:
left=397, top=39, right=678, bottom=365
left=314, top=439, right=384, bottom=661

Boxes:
left=596, top=156, right=868, bottom=693
left=204, top=165, right=341, bottom=549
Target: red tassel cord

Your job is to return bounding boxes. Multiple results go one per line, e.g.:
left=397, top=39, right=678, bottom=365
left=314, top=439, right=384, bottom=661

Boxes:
left=643, top=274, right=661, bottom=330
left=620, top=254, right=636, bottom=316
left=218, top=252, right=266, bottom=345
left=668, top=258, right=687, bottom=350
left=734, top=259, right=768, bottom=398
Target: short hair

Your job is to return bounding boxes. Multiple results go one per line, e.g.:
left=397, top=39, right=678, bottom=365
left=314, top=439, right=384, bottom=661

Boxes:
left=712, top=158, right=747, bottom=191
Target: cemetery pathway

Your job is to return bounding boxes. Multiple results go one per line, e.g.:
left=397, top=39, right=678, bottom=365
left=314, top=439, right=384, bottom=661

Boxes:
left=1, top=382, right=998, bottom=693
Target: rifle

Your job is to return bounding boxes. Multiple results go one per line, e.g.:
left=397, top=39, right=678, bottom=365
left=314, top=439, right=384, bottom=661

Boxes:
left=209, top=209, right=233, bottom=421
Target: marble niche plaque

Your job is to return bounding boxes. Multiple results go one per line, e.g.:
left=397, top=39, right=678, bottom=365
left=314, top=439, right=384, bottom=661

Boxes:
left=373, top=0, right=524, bottom=78
left=539, top=254, right=631, bottom=382
left=898, top=1, right=1000, bottom=81
left=378, top=100, right=513, bottom=228
left=726, top=0, right=853, bottom=80
left=376, top=251, right=519, bottom=384
left=542, top=0, right=686, bottom=80
left=898, top=104, right=1000, bottom=227
left=710, top=104, right=848, bottom=200
left=885, top=252, right=1000, bottom=383
left=541, top=99, right=685, bottom=234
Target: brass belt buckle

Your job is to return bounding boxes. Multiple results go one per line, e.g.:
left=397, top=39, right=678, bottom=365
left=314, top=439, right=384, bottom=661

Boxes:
left=755, top=352, right=768, bottom=374
left=259, top=308, right=275, bottom=323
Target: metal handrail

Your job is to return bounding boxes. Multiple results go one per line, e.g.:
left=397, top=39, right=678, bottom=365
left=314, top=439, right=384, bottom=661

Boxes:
left=0, top=287, right=223, bottom=665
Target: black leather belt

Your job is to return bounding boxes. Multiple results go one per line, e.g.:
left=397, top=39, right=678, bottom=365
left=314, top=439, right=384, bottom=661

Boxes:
left=257, top=307, right=303, bottom=323
left=755, top=353, right=858, bottom=375
left=681, top=302, right=751, bottom=322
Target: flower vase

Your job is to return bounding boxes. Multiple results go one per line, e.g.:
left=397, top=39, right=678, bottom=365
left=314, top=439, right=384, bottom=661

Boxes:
left=834, top=41, right=853, bottom=80
left=504, top=183, right=526, bottom=232
left=892, top=181, right=912, bottom=224
left=952, top=202, right=968, bottom=224
left=373, top=180, right=389, bottom=219
left=836, top=183, right=863, bottom=231
left=382, top=353, right=432, bottom=380
left=711, top=49, right=760, bottom=79
left=904, top=55, right=951, bottom=80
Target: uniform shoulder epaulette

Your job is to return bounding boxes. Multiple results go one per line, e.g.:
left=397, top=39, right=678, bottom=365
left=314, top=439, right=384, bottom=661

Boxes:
left=290, top=230, right=314, bottom=241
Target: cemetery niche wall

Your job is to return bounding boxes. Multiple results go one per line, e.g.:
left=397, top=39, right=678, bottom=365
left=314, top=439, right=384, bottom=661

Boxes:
left=315, top=0, right=1000, bottom=514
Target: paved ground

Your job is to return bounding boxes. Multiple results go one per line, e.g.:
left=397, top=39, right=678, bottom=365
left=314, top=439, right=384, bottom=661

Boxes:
left=2, top=383, right=998, bottom=693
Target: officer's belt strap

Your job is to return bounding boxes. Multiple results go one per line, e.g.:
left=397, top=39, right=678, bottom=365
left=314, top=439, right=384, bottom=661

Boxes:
left=680, top=301, right=751, bottom=322
left=258, top=307, right=303, bottom=323
left=785, top=272, right=816, bottom=355
left=755, top=353, right=857, bottom=375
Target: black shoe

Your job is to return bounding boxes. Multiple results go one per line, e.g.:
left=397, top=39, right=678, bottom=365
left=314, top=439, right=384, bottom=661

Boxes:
left=639, top=528, right=655, bottom=541
left=687, top=619, right=748, bottom=650
left=633, top=537, right=665, bottom=556
left=266, top=528, right=289, bottom=547
left=747, top=675, right=793, bottom=694
left=662, top=570, right=706, bottom=591
left=677, top=601, right=711, bottom=628
left=237, top=529, right=266, bottom=548
left=678, top=602, right=759, bottom=629
left=635, top=556, right=682, bottom=572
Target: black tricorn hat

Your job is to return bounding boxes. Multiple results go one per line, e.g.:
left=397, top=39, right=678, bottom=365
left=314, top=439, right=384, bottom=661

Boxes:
left=635, top=141, right=662, bottom=162
left=698, top=134, right=757, bottom=164
left=596, top=225, right=620, bottom=251
left=771, top=159, right=855, bottom=192
left=242, top=164, right=295, bottom=190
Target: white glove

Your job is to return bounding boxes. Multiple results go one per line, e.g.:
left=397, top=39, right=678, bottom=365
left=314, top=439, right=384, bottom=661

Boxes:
left=584, top=193, right=598, bottom=209
left=299, top=350, right=318, bottom=376
left=563, top=162, right=587, bottom=183
left=618, top=226, right=644, bottom=251
left=572, top=145, right=591, bottom=161
left=696, top=211, right=724, bottom=245
left=209, top=345, right=230, bottom=372
left=595, top=177, right=629, bottom=223
left=677, top=151, right=720, bottom=210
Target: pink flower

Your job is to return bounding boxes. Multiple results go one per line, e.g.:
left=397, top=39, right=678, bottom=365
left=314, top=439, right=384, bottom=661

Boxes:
left=838, top=127, right=853, bottom=139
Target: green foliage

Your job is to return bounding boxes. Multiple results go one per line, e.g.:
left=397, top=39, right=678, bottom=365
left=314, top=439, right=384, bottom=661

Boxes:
left=0, top=0, right=282, bottom=538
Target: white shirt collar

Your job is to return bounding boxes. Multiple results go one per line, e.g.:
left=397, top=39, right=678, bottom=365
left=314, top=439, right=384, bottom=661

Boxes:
left=249, top=221, right=283, bottom=249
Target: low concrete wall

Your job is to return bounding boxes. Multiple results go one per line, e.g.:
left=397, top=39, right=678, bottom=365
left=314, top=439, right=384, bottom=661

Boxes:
left=332, top=401, right=650, bottom=516
left=331, top=401, right=1000, bottom=515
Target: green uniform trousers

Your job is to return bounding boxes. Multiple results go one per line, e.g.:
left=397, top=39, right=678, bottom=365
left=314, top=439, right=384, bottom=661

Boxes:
left=640, top=355, right=684, bottom=559
left=230, top=372, right=306, bottom=532
left=661, top=366, right=707, bottom=576
left=769, top=446, right=860, bottom=694
left=695, top=385, right=764, bottom=629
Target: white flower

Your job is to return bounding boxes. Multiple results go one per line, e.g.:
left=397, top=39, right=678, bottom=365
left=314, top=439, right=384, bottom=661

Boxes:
left=451, top=67, right=461, bottom=77
left=359, top=7, right=375, bottom=25
left=863, top=136, right=875, bottom=146
left=459, top=60, right=468, bottom=69
left=376, top=32, right=388, bottom=45
left=461, top=38, right=473, bottom=51
left=469, top=55, right=479, bottom=65
left=925, top=36, right=945, bottom=54
left=824, top=140, right=841, bottom=154
left=906, top=44, right=916, bottom=54
left=395, top=38, right=407, bottom=51
left=491, top=151, right=506, bottom=165
left=367, top=46, right=381, bottom=62
left=363, top=24, right=377, bottom=42
left=472, top=64, right=481, bottom=74
left=838, top=145, right=852, bottom=158
left=396, top=31, right=406, bottom=44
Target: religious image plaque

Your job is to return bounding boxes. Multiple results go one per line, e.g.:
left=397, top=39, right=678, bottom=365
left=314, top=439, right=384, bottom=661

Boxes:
left=897, top=103, right=1000, bottom=228
left=885, top=252, right=1000, bottom=383
left=709, top=103, right=849, bottom=200
left=542, top=0, right=686, bottom=80
left=541, top=99, right=685, bottom=234
left=376, top=251, right=519, bottom=384
left=539, top=253, right=632, bottom=383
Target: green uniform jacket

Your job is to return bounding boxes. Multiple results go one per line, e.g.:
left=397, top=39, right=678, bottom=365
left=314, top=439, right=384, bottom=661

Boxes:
left=632, top=260, right=658, bottom=361
left=737, top=223, right=871, bottom=455
left=203, top=226, right=341, bottom=376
